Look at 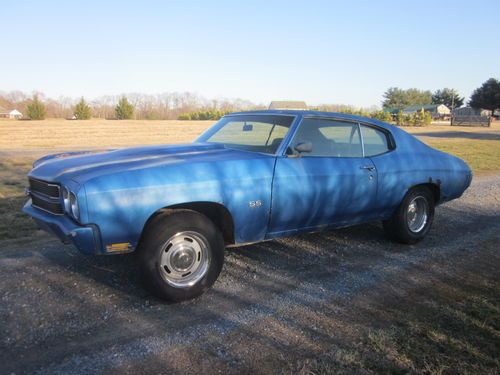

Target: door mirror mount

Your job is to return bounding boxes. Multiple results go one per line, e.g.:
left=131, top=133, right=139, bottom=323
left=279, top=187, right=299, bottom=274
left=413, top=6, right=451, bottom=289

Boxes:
left=293, top=141, right=312, bottom=155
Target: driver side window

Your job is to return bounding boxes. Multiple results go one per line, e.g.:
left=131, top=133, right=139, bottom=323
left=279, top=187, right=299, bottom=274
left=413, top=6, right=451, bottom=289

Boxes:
left=290, top=118, right=363, bottom=157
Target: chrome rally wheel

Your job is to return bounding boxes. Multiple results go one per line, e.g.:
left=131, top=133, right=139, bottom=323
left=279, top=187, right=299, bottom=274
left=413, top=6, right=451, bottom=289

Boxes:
left=159, top=231, right=211, bottom=288
left=383, top=187, right=435, bottom=244
left=406, top=196, right=429, bottom=233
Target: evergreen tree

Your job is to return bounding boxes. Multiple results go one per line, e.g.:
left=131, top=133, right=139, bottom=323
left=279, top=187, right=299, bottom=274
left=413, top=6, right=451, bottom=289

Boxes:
left=115, top=97, right=134, bottom=119
left=74, top=97, right=92, bottom=120
left=26, top=94, right=47, bottom=120
left=382, top=87, right=432, bottom=110
left=432, top=88, right=464, bottom=109
left=469, top=78, right=500, bottom=114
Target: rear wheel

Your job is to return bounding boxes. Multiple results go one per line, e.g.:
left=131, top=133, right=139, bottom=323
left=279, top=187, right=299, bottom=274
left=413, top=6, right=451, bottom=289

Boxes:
left=383, top=187, right=435, bottom=244
left=138, top=209, right=224, bottom=302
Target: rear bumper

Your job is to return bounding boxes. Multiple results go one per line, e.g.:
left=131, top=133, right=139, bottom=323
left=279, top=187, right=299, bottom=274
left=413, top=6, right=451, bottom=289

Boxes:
left=23, top=200, right=102, bottom=255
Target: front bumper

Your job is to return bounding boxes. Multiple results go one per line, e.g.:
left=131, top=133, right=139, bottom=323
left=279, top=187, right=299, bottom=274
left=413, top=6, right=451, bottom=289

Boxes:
left=23, top=200, right=102, bottom=255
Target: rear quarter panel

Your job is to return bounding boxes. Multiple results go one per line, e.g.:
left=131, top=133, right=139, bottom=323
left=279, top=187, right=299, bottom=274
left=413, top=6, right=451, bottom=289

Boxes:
left=371, top=126, right=471, bottom=217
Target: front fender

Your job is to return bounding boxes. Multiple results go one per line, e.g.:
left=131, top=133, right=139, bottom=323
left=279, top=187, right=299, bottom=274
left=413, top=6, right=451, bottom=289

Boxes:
left=82, top=157, right=275, bottom=250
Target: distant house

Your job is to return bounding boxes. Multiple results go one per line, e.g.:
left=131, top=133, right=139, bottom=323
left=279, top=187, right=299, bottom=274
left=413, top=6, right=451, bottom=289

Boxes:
left=268, top=101, right=308, bottom=110
left=0, top=107, right=23, bottom=119
left=402, top=104, right=450, bottom=119
left=383, top=104, right=450, bottom=120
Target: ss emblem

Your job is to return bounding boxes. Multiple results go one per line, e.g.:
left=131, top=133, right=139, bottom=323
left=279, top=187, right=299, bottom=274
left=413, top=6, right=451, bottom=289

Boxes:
left=249, top=200, right=262, bottom=208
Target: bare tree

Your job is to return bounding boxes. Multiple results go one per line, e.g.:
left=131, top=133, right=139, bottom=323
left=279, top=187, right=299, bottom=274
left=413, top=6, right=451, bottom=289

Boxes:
left=0, top=90, right=262, bottom=120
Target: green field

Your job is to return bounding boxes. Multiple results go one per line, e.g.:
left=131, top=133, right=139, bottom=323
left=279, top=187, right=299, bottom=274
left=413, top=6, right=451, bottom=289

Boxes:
left=425, top=139, right=500, bottom=174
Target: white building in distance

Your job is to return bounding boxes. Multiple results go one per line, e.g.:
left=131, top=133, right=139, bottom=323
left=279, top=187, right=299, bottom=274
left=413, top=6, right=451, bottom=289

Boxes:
left=0, top=107, right=23, bottom=119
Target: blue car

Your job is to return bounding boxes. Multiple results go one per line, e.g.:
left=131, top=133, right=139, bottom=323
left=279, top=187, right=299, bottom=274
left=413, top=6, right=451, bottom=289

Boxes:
left=23, top=111, right=472, bottom=301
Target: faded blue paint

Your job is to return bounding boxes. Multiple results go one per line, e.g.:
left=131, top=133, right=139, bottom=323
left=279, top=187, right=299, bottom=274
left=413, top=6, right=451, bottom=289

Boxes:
left=23, top=110, right=472, bottom=255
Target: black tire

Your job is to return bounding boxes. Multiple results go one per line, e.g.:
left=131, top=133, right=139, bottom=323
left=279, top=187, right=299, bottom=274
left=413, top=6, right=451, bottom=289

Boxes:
left=383, top=187, right=435, bottom=244
left=138, top=209, right=224, bottom=302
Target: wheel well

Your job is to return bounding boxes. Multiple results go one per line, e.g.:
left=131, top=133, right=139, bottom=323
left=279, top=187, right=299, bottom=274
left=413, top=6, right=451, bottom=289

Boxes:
left=145, top=202, right=235, bottom=245
left=410, top=183, right=440, bottom=204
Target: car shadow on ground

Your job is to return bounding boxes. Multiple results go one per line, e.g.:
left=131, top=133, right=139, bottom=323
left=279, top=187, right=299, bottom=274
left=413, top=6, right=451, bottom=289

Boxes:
left=36, top=221, right=385, bottom=298
left=415, top=131, right=500, bottom=141
left=36, top=201, right=499, bottom=306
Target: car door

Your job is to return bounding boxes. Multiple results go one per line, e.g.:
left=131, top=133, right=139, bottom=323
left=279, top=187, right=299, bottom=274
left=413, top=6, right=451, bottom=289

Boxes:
left=268, top=117, right=378, bottom=235
left=359, top=123, right=397, bottom=217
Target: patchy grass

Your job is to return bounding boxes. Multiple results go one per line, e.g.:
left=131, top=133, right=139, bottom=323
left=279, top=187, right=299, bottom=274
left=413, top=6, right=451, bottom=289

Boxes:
left=292, top=239, right=500, bottom=375
left=0, top=158, right=39, bottom=239
left=363, top=287, right=499, bottom=374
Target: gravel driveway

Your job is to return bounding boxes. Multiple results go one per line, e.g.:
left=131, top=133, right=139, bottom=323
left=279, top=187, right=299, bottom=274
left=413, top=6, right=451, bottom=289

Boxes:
left=1, top=175, right=499, bottom=375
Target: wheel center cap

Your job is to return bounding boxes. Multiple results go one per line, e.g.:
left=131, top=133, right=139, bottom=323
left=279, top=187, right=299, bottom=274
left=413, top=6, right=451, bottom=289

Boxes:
left=171, top=248, right=195, bottom=271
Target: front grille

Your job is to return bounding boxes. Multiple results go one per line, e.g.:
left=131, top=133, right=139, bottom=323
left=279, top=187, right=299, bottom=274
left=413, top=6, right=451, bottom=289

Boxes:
left=31, top=194, right=64, bottom=215
left=29, top=178, right=60, bottom=198
left=28, top=178, right=63, bottom=215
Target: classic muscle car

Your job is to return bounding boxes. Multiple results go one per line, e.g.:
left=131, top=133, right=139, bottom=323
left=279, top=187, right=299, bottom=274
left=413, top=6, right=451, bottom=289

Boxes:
left=23, top=111, right=472, bottom=301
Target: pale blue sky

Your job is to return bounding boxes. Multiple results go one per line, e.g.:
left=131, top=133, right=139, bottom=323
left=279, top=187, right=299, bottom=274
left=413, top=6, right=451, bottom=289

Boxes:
left=1, top=0, right=499, bottom=107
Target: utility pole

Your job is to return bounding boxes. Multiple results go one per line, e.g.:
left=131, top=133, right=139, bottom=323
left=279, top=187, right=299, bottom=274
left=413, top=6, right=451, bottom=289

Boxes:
left=450, top=95, right=455, bottom=125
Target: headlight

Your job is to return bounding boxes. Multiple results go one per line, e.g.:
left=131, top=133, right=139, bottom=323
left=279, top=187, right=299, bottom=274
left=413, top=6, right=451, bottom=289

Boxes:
left=62, top=187, right=71, bottom=213
left=70, top=192, right=80, bottom=220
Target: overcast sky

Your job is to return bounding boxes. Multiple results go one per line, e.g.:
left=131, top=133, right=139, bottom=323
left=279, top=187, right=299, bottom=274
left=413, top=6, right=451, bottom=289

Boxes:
left=1, top=0, right=499, bottom=107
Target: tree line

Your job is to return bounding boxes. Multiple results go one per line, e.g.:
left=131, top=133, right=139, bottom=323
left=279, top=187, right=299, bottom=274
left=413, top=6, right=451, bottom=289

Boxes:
left=382, top=78, right=500, bottom=114
left=383, top=87, right=464, bottom=110
left=310, top=105, right=432, bottom=126
left=0, top=91, right=260, bottom=121
left=2, top=78, right=498, bottom=122
left=22, top=95, right=136, bottom=120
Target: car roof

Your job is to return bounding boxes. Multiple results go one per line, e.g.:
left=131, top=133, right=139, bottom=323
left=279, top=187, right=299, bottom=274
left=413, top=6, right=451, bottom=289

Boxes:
left=226, top=109, right=394, bottom=131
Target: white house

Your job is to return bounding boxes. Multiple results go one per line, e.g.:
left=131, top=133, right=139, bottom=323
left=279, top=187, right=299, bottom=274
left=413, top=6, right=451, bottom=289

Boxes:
left=0, top=108, right=23, bottom=119
left=402, top=104, right=450, bottom=119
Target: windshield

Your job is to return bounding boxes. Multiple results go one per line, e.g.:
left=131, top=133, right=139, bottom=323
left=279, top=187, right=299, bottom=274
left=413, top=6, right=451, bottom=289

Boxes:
left=197, top=114, right=295, bottom=154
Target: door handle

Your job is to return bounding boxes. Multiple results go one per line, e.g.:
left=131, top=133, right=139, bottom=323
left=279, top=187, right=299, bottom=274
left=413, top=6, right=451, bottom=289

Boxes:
left=360, top=165, right=375, bottom=171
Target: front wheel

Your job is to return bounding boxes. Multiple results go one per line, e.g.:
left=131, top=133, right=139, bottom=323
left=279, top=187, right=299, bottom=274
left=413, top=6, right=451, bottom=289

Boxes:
left=138, top=209, right=224, bottom=302
left=383, top=187, right=435, bottom=244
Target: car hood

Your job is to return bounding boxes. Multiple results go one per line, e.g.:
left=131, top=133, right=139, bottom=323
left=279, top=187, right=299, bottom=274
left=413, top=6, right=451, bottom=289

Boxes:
left=29, top=142, right=248, bottom=184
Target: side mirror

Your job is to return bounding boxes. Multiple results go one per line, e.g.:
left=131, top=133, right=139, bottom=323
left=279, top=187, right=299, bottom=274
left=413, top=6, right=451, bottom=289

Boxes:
left=294, top=141, right=312, bottom=154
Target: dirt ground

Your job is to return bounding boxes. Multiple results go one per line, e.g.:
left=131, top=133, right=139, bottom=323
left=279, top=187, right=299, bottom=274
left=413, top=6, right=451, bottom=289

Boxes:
left=0, top=174, right=498, bottom=375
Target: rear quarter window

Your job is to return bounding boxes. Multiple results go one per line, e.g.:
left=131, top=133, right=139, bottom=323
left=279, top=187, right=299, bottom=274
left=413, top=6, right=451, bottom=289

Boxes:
left=361, top=125, right=392, bottom=156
